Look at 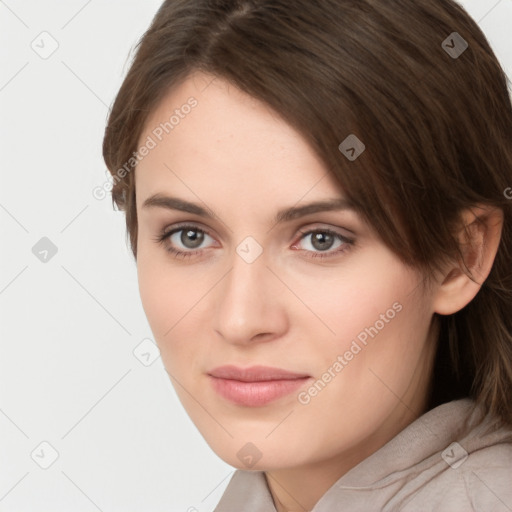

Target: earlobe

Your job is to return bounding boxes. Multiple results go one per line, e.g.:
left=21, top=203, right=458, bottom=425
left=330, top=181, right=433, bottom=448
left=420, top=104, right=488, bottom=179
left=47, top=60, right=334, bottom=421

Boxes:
left=433, top=204, right=504, bottom=316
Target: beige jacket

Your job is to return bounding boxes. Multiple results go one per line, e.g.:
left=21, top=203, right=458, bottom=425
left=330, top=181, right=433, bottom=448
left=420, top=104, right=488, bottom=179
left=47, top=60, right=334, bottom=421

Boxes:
left=214, top=398, right=512, bottom=511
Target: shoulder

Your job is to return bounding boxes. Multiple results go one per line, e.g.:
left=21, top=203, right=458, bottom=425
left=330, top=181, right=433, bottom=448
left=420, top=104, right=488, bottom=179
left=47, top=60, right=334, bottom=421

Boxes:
left=457, top=442, right=512, bottom=512
left=392, top=399, right=512, bottom=512
left=401, top=422, right=512, bottom=511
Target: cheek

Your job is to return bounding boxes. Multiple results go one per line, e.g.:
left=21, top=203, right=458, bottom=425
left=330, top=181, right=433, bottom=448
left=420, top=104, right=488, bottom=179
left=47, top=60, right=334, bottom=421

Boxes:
left=307, top=257, right=426, bottom=386
left=137, top=255, right=166, bottom=333
left=136, top=249, right=211, bottom=365
left=136, top=250, right=189, bottom=340
left=292, top=261, right=406, bottom=351
left=326, top=285, right=429, bottom=409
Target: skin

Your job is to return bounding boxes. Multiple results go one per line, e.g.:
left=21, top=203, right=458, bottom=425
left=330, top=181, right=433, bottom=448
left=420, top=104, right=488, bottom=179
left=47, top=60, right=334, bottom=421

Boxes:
left=134, top=71, right=504, bottom=511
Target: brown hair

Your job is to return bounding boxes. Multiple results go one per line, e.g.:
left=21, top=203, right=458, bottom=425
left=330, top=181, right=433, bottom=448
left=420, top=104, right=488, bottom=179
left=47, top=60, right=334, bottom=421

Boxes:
left=102, top=0, right=512, bottom=426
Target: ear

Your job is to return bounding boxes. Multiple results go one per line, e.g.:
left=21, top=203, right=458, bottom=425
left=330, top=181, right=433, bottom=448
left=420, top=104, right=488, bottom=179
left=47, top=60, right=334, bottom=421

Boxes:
left=433, top=204, right=504, bottom=316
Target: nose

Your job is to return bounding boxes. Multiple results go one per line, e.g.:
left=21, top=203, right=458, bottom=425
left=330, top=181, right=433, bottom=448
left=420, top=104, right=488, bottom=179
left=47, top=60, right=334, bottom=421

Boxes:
left=213, top=243, right=289, bottom=346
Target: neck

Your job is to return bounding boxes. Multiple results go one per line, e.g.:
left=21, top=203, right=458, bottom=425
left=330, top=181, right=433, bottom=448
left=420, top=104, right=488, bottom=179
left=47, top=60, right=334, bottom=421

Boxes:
left=265, top=449, right=370, bottom=511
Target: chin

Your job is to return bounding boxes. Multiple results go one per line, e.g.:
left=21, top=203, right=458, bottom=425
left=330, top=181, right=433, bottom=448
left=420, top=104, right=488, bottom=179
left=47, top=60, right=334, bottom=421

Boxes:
left=205, top=435, right=311, bottom=472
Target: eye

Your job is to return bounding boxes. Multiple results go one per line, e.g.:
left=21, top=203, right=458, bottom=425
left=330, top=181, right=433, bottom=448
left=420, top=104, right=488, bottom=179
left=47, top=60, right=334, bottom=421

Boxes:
left=153, top=224, right=355, bottom=260
left=292, top=227, right=354, bottom=260
left=153, top=224, right=216, bottom=259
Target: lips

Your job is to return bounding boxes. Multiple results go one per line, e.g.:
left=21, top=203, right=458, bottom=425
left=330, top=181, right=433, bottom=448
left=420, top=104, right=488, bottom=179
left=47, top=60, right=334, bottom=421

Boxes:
left=208, top=365, right=310, bottom=382
left=208, top=365, right=312, bottom=407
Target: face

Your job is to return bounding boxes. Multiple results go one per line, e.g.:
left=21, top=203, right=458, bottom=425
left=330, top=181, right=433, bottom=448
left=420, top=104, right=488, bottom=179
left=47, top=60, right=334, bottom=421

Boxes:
left=134, top=71, right=440, bottom=471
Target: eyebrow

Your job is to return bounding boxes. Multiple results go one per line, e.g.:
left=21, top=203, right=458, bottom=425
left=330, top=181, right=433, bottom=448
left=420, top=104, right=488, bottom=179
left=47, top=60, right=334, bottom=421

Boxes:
left=142, top=194, right=356, bottom=224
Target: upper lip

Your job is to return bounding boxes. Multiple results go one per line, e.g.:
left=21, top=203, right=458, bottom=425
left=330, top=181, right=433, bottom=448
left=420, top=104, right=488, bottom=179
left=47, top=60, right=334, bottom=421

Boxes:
left=208, top=365, right=310, bottom=382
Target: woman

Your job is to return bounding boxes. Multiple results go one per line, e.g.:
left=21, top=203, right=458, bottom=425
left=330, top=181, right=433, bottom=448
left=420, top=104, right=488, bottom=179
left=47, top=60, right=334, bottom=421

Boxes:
left=102, top=0, right=512, bottom=510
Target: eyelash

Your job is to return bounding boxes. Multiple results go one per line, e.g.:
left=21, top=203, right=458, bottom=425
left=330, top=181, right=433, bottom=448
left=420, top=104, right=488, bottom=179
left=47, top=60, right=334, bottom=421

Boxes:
left=153, top=223, right=355, bottom=260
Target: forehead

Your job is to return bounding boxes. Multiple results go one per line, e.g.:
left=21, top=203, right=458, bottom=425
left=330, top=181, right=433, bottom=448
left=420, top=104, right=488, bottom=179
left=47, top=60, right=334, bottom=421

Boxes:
left=135, top=71, right=345, bottom=209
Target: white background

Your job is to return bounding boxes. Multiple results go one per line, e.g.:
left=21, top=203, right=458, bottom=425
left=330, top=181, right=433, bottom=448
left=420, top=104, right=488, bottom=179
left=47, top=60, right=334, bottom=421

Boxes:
left=1, top=1, right=511, bottom=511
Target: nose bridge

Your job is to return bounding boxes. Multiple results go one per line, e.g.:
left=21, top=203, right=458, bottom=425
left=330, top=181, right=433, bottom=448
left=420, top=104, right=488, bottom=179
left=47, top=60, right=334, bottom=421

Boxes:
left=213, top=237, right=282, bottom=342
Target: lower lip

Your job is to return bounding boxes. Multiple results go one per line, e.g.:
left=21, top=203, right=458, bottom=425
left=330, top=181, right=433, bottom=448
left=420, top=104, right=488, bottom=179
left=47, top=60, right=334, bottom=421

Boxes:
left=209, top=376, right=311, bottom=407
